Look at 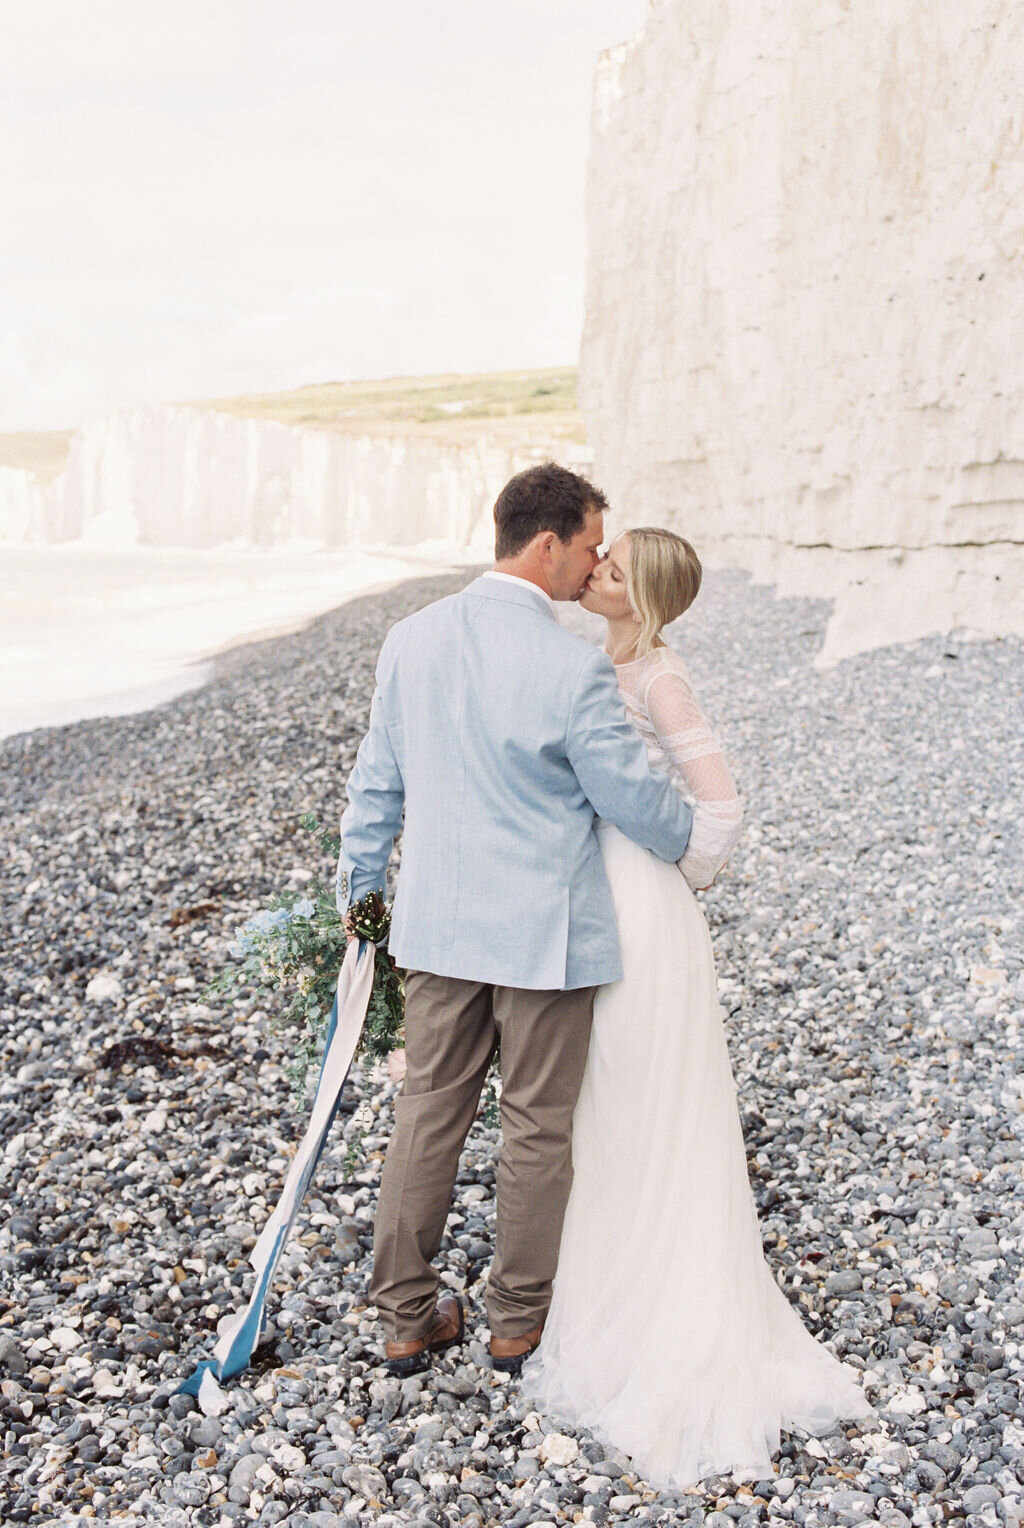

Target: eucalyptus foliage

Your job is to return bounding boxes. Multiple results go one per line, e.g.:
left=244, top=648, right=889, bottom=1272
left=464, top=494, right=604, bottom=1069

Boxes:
left=205, top=814, right=404, bottom=1103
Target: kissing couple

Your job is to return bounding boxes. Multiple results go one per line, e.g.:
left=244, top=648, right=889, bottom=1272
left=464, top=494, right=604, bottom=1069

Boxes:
left=335, top=462, right=871, bottom=1486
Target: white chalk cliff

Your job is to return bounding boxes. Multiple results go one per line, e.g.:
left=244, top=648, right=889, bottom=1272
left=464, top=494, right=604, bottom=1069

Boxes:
left=0, top=406, right=582, bottom=554
left=581, top=0, right=1024, bottom=663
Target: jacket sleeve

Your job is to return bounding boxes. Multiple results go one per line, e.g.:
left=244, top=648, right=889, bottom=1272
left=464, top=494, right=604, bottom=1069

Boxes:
left=565, top=647, right=693, bottom=862
left=335, top=647, right=405, bottom=914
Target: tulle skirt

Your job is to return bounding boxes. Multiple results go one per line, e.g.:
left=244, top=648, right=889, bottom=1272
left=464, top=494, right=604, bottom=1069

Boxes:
left=521, top=825, right=872, bottom=1488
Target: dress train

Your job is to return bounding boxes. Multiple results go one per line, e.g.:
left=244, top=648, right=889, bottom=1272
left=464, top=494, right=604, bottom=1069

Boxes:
left=522, top=824, right=873, bottom=1487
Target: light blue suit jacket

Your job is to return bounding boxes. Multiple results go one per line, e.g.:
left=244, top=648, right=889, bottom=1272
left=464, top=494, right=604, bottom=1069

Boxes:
left=336, top=575, right=693, bottom=989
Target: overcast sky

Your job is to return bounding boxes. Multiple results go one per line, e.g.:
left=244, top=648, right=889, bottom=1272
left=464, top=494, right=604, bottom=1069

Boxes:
left=1, top=0, right=648, bottom=431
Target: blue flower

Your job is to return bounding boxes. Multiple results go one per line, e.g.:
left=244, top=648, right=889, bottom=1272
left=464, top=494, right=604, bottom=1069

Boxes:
left=234, top=907, right=292, bottom=951
left=254, top=908, right=291, bottom=932
left=292, top=897, right=316, bottom=920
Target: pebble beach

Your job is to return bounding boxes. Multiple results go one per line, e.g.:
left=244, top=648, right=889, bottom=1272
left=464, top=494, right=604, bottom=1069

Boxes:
left=1, top=567, right=1022, bottom=1528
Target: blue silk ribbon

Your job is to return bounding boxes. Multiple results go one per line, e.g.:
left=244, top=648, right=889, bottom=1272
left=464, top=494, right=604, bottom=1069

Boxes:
left=177, top=941, right=375, bottom=1408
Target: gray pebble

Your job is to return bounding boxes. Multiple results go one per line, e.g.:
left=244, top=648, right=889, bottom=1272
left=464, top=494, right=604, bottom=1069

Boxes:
left=341, top=1462, right=387, bottom=1498
left=0, top=1335, right=27, bottom=1376
left=171, top=1470, right=211, bottom=1505
left=228, top=1454, right=264, bottom=1496
left=189, top=1415, right=223, bottom=1447
left=962, top=1484, right=1002, bottom=1512
left=825, top=1270, right=864, bottom=1296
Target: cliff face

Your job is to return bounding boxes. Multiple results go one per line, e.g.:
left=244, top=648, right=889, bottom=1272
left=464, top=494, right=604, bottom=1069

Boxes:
left=0, top=406, right=577, bottom=553
left=581, top=0, right=1024, bottom=662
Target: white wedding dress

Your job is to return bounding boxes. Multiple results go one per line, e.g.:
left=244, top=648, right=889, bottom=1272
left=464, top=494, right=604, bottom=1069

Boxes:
left=522, top=645, right=872, bottom=1487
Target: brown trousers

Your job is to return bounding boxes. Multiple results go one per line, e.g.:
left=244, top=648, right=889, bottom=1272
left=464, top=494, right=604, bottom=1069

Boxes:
left=369, top=971, right=596, bottom=1342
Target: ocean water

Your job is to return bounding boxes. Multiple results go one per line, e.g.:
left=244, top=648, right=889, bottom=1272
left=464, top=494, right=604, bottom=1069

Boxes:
left=0, top=540, right=477, bottom=740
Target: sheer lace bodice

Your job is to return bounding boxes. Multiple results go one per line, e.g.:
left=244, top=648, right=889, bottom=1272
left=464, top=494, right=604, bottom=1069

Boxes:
left=614, top=645, right=743, bottom=890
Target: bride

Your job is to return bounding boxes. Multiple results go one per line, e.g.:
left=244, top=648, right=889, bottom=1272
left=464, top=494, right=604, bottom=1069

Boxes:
left=521, top=527, right=873, bottom=1486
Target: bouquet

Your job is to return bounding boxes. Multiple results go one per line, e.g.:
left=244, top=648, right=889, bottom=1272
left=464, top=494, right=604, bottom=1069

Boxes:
left=205, top=815, right=404, bottom=1103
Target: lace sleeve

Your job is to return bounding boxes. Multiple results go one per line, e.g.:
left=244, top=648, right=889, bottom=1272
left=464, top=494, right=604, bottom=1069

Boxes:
left=644, top=662, right=744, bottom=891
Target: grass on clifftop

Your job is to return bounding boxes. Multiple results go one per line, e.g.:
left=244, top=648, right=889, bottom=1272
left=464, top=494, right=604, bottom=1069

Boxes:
left=0, top=430, right=76, bottom=483
left=0, top=367, right=584, bottom=480
left=197, top=365, right=583, bottom=447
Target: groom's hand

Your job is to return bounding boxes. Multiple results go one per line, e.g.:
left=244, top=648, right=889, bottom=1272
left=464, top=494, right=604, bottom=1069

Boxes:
left=342, top=908, right=364, bottom=948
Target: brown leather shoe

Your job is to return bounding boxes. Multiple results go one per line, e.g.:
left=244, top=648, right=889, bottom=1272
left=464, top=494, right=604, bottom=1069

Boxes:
left=384, top=1293, right=465, bottom=1377
left=490, top=1319, right=544, bottom=1375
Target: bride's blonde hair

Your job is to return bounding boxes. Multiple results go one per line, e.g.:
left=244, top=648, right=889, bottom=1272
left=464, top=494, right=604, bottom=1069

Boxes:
left=622, top=527, right=703, bottom=657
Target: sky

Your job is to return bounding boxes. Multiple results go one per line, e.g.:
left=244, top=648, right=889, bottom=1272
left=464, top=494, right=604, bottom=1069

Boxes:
left=1, top=0, right=649, bottom=432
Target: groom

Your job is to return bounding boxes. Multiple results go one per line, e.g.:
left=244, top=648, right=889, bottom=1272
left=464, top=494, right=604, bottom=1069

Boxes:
left=336, top=462, right=693, bottom=1374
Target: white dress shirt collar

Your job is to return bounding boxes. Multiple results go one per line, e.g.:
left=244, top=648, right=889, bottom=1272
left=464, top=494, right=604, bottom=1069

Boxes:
left=482, top=570, right=556, bottom=612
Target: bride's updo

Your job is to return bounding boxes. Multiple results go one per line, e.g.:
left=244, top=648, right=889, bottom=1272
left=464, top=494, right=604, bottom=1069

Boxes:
left=625, top=527, right=703, bottom=657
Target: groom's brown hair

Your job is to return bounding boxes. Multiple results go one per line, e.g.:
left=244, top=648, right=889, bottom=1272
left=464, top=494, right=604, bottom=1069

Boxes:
left=493, top=461, right=608, bottom=560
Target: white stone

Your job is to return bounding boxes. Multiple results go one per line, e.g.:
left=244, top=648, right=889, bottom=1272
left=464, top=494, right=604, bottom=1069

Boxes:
left=581, top=0, right=1024, bottom=666
left=271, top=1443, right=306, bottom=1473
left=857, top=1429, right=897, bottom=1455
left=539, top=1432, right=579, bottom=1466
left=142, top=1108, right=167, bottom=1134
left=1001, top=1078, right=1024, bottom=1113
left=85, top=973, right=122, bottom=1002
left=49, top=1327, right=82, bottom=1353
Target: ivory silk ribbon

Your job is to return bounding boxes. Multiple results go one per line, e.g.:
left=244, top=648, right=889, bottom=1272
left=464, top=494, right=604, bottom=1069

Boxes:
left=177, top=940, right=376, bottom=1412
